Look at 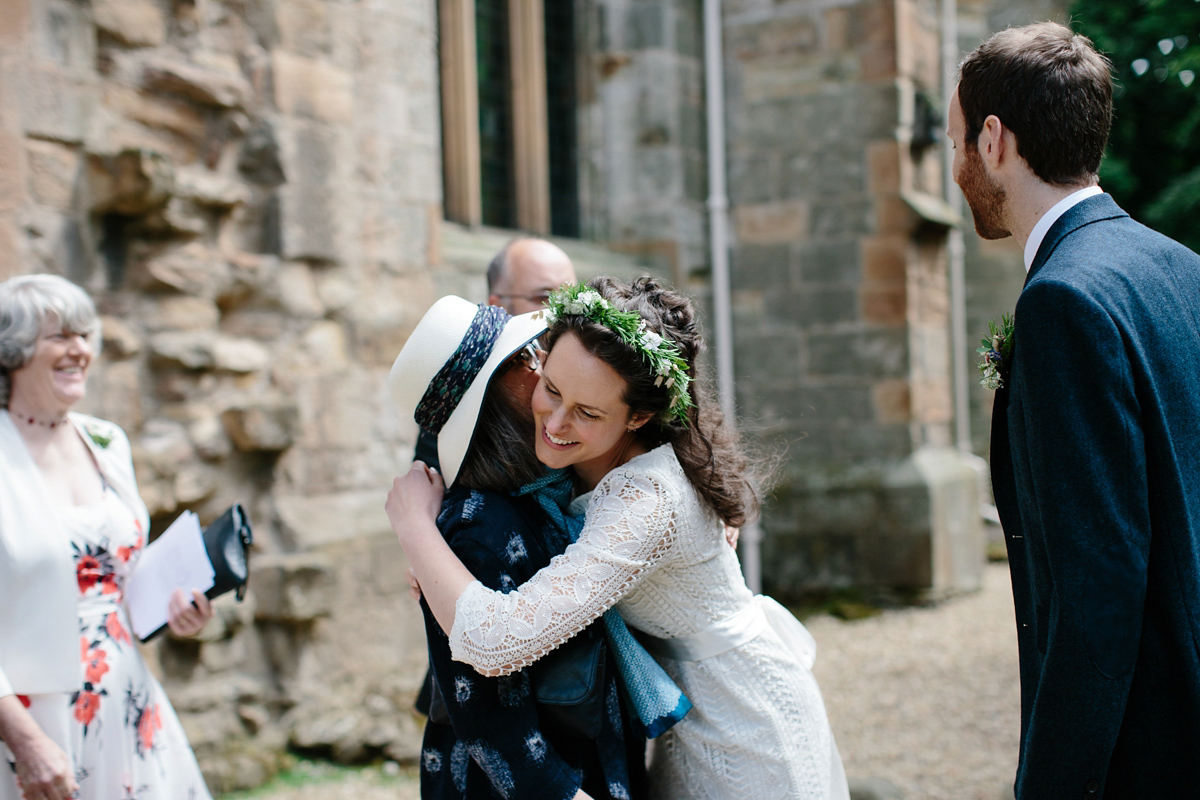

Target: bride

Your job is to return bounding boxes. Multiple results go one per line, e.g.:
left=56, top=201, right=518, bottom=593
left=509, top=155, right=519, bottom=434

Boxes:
left=387, top=277, right=849, bottom=800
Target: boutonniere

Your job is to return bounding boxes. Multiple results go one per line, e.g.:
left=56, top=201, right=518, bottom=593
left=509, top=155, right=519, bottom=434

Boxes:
left=977, top=314, right=1015, bottom=390
left=83, top=420, right=113, bottom=449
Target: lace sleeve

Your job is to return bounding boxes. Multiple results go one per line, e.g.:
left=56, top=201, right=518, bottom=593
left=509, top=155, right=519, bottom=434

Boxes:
left=449, top=463, right=678, bottom=675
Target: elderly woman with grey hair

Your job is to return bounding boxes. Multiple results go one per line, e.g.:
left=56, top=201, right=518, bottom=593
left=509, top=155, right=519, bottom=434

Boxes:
left=0, top=274, right=212, bottom=800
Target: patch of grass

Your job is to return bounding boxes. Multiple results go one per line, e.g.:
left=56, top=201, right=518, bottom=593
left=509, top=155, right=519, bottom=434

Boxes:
left=217, top=758, right=415, bottom=798
left=787, top=589, right=883, bottom=622
left=986, top=539, right=1009, bottom=562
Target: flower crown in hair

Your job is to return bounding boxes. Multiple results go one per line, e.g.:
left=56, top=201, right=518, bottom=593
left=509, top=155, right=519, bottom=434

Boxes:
left=542, top=283, right=693, bottom=425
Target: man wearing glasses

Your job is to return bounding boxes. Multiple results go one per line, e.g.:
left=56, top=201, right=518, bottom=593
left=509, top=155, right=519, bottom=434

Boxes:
left=486, top=237, right=576, bottom=315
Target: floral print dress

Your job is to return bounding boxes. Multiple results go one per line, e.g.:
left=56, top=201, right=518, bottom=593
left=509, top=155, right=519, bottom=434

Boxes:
left=1, top=486, right=211, bottom=800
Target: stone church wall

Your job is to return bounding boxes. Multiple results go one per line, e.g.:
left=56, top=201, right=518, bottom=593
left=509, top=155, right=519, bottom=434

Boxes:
left=1, top=0, right=443, bottom=789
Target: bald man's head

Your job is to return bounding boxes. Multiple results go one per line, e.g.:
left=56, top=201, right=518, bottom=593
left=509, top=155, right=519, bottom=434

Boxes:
left=487, top=238, right=577, bottom=314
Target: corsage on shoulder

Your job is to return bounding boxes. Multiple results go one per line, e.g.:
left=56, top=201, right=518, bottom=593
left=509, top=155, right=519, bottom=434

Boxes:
left=83, top=418, right=114, bottom=448
left=977, top=314, right=1014, bottom=391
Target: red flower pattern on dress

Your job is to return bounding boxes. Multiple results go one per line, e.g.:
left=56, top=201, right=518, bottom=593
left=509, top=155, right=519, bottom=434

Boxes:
left=76, top=553, right=102, bottom=592
left=117, top=535, right=143, bottom=563
left=100, top=572, right=119, bottom=595
left=74, top=690, right=101, bottom=727
left=83, top=640, right=110, bottom=685
left=106, top=612, right=132, bottom=646
left=136, top=703, right=163, bottom=755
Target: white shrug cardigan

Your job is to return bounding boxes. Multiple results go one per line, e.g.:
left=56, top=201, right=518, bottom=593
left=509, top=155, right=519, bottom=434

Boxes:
left=0, top=411, right=149, bottom=699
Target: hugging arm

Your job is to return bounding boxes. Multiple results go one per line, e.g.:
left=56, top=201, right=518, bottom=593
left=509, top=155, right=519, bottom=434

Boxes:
left=386, top=462, right=476, bottom=633
left=449, top=468, right=678, bottom=676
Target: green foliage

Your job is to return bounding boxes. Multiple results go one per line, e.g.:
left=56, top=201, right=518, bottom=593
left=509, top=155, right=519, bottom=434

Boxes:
left=1072, top=0, right=1200, bottom=253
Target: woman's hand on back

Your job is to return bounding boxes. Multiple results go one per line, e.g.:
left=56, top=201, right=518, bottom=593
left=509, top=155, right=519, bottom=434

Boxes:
left=385, top=462, right=445, bottom=550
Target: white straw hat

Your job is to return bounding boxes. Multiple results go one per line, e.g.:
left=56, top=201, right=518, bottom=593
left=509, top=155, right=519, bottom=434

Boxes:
left=388, top=296, right=546, bottom=486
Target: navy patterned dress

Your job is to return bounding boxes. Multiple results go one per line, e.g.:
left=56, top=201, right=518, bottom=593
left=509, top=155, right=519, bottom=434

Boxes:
left=418, top=486, right=647, bottom=800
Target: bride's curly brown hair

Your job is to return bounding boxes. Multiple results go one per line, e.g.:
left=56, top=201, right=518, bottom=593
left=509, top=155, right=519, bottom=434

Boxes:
left=545, top=276, right=762, bottom=527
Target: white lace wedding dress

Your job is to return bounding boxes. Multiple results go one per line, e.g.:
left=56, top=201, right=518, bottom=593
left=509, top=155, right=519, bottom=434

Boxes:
left=450, top=445, right=849, bottom=800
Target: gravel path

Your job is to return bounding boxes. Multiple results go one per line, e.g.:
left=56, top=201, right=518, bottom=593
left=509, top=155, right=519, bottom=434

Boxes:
left=226, top=563, right=1019, bottom=800
left=809, top=562, right=1020, bottom=800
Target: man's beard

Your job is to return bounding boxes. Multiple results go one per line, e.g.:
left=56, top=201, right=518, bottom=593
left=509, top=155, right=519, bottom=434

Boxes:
left=959, top=146, right=1010, bottom=240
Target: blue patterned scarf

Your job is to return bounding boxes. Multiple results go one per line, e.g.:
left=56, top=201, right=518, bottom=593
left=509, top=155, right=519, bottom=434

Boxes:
left=515, top=468, right=692, bottom=738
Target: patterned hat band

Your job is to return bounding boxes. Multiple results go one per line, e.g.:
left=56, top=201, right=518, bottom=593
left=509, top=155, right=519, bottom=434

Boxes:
left=414, top=304, right=509, bottom=435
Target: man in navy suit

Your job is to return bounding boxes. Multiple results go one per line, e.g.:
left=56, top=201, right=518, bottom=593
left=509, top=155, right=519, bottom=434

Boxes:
left=949, top=22, right=1200, bottom=799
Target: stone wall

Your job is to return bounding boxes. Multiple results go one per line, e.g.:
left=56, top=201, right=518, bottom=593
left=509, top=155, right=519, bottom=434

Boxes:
left=577, top=0, right=709, bottom=288
left=723, top=0, right=982, bottom=599
left=0, top=0, right=444, bottom=790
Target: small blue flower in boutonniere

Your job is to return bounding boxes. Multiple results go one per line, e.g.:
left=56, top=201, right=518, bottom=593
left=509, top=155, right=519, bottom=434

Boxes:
left=83, top=420, right=113, bottom=449
left=977, top=313, right=1015, bottom=390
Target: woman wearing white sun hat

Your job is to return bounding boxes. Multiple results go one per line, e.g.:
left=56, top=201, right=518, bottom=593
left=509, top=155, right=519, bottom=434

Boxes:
left=387, top=296, right=648, bottom=800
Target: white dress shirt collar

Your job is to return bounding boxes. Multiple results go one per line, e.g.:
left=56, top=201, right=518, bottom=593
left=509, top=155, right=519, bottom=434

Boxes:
left=1023, top=185, right=1104, bottom=272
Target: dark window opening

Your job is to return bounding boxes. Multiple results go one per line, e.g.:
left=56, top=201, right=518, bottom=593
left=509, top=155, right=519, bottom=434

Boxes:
left=545, top=0, right=579, bottom=237
left=477, top=0, right=515, bottom=229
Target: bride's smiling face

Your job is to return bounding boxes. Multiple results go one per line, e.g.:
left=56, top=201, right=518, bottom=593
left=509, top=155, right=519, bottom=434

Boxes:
left=532, top=331, right=652, bottom=483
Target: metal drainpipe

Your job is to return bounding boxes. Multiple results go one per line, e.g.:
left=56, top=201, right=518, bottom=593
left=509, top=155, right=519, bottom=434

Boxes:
left=942, top=0, right=970, bottom=454
left=942, top=0, right=998, bottom=524
left=704, top=0, right=762, bottom=592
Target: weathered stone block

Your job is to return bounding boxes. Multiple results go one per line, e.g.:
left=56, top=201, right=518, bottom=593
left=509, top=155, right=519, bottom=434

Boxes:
left=175, top=167, right=251, bottom=208
left=732, top=330, right=804, bottom=381
left=175, top=462, right=219, bottom=504
left=861, top=235, right=909, bottom=282
left=809, top=198, right=874, bottom=239
left=275, top=121, right=344, bottom=261
left=142, top=295, right=221, bottom=331
left=31, top=0, right=95, bottom=71
left=213, top=336, right=270, bottom=373
left=731, top=243, right=791, bottom=290
left=808, top=330, right=908, bottom=379
left=99, top=84, right=209, bottom=144
left=0, top=132, right=24, bottom=213
left=189, top=415, right=233, bottom=460
left=251, top=552, right=337, bottom=622
left=222, top=402, right=300, bottom=452
left=276, top=0, right=331, bottom=57
left=274, top=490, right=392, bottom=548
left=0, top=0, right=30, bottom=47
left=141, top=56, right=251, bottom=109
left=137, top=242, right=233, bottom=298
left=85, top=148, right=174, bottom=214
left=24, top=138, right=78, bottom=210
left=150, top=329, right=217, bottom=369
left=271, top=50, right=353, bottom=123
left=795, top=240, right=861, bottom=284
left=22, top=66, right=96, bottom=144
left=766, top=286, right=857, bottom=326
left=735, top=200, right=809, bottom=245
left=97, top=314, right=142, bottom=359
left=872, top=378, right=912, bottom=424
left=861, top=284, right=907, bottom=325
left=93, top=0, right=167, bottom=47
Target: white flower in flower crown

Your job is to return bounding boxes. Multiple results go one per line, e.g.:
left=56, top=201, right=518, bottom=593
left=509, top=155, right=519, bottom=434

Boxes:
left=640, top=329, right=664, bottom=350
left=577, top=290, right=603, bottom=311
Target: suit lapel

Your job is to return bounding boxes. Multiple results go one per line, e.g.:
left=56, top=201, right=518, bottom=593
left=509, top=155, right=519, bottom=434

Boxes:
left=1026, top=193, right=1128, bottom=286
